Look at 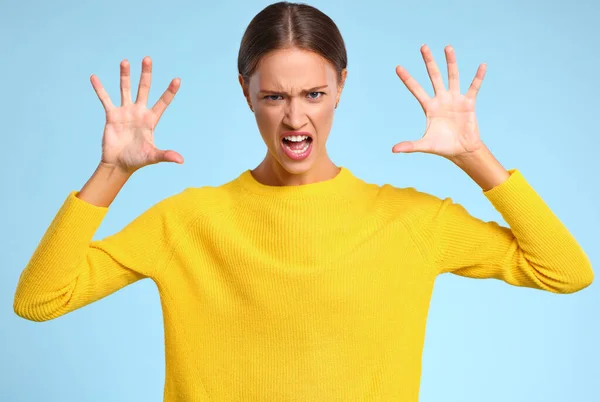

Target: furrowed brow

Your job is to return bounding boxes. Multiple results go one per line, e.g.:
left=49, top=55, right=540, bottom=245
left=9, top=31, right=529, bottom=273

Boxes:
left=259, top=85, right=328, bottom=95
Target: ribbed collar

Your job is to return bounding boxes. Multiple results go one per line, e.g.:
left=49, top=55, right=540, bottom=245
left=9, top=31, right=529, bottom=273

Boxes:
left=232, top=166, right=361, bottom=200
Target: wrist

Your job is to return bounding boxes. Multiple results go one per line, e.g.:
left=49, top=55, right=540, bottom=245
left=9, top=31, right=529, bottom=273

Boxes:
left=450, top=145, right=510, bottom=191
left=96, top=161, right=135, bottom=182
left=77, top=163, right=132, bottom=208
left=448, top=142, right=489, bottom=167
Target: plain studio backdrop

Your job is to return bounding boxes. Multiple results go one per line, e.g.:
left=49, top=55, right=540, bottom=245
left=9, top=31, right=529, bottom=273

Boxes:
left=1, top=0, right=598, bottom=401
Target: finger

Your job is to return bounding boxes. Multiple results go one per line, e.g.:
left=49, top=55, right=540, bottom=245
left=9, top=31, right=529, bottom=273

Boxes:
left=151, top=149, right=184, bottom=164
left=152, top=78, right=181, bottom=119
left=420, top=44, right=446, bottom=95
left=466, top=63, right=487, bottom=100
left=90, top=74, right=115, bottom=111
left=445, top=45, right=460, bottom=93
left=136, top=56, right=152, bottom=105
left=120, top=59, right=132, bottom=106
left=392, top=138, right=431, bottom=154
left=392, top=141, right=417, bottom=153
left=396, top=66, right=430, bottom=108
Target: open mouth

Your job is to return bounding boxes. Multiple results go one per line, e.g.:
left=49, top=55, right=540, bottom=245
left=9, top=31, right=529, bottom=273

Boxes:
left=281, top=134, right=313, bottom=153
left=280, top=134, right=313, bottom=160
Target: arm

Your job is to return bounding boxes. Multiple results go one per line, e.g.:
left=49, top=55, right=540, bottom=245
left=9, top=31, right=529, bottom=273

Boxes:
left=429, top=167, right=593, bottom=294
left=13, top=165, right=183, bottom=321
left=391, top=44, right=593, bottom=293
left=13, top=56, right=186, bottom=321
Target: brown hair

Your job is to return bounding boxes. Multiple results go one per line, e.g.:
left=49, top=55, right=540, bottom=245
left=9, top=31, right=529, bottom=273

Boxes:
left=237, top=2, right=347, bottom=85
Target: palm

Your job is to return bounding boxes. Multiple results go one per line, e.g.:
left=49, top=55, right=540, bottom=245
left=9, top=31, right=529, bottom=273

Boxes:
left=422, top=94, right=482, bottom=156
left=91, top=56, right=183, bottom=173
left=393, top=45, right=487, bottom=160
left=102, top=105, right=158, bottom=170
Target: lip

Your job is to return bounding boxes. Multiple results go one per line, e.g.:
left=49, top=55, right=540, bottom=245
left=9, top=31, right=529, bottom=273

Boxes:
left=280, top=131, right=313, bottom=141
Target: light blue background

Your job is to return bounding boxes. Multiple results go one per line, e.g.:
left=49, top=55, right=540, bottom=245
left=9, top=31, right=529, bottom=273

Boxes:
left=1, top=0, right=598, bottom=401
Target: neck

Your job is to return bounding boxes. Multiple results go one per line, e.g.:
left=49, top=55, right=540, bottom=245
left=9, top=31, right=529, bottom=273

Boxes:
left=252, top=154, right=340, bottom=186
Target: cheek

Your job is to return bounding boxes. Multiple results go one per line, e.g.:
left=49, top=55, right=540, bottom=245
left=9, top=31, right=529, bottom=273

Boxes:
left=254, top=109, right=281, bottom=143
left=255, top=108, right=277, bottom=127
left=318, top=105, right=335, bottom=119
left=311, top=106, right=335, bottom=130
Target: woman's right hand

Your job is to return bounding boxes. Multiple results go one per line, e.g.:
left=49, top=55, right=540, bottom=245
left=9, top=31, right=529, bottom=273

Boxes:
left=90, top=56, right=183, bottom=174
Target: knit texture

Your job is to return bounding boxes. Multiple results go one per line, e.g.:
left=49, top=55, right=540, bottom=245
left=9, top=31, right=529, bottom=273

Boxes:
left=13, top=167, right=594, bottom=401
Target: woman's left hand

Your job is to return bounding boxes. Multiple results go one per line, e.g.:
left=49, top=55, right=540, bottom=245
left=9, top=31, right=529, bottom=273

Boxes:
left=393, top=44, right=487, bottom=162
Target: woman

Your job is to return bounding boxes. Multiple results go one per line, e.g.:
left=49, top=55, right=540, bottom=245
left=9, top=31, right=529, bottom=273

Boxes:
left=13, top=2, right=593, bottom=401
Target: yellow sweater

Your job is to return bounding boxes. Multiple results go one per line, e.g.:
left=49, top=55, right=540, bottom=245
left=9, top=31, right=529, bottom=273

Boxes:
left=13, top=167, right=593, bottom=401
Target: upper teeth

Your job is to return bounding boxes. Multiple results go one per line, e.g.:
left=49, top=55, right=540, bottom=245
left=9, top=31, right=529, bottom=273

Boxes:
left=284, top=135, right=309, bottom=142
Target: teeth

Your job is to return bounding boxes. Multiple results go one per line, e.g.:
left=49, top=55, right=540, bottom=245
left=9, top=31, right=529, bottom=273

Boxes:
left=284, top=135, right=309, bottom=142
left=287, top=141, right=310, bottom=153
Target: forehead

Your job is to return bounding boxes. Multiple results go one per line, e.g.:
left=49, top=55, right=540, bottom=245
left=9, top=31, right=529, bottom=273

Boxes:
left=251, top=48, right=337, bottom=92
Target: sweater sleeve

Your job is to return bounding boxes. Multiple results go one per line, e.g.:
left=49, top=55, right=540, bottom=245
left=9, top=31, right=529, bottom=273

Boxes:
left=13, top=190, right=183, bottom=322
left=429, top=168, right=594, bottom=294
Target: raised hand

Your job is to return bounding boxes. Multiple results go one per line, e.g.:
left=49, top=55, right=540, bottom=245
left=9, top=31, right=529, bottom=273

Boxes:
left=393, top=45, right=487, bottom=161
left=90, top=56, right=183, bottom=174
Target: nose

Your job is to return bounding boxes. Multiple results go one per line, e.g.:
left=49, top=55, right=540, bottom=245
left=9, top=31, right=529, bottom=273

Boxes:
left=282, top=97, right=307, bottom=129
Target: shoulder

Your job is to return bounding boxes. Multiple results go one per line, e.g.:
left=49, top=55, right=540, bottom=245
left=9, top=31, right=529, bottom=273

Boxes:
left=373, top=181, right=445, bottom=218
left=155, top=184, right=234, bottom=219
left=148, top=169, right=263, bottom=222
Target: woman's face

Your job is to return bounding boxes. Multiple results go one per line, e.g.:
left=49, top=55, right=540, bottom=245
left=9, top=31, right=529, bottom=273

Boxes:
left=239, top=47, right=346, bottom=176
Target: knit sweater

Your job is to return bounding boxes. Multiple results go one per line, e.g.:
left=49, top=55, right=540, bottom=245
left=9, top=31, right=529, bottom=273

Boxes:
left=13, top=167, right=593, bottom=401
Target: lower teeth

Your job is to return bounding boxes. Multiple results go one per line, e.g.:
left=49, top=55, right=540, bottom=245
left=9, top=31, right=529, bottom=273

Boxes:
left=285, top=141, right=310, bottom=153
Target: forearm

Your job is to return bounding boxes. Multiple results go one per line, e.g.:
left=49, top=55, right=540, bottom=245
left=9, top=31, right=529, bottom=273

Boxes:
left=450, top=144, right=510, bottom=191
left=441, top=147, right=594, bottom=292
left=78, top=163, right=132, bottom=208
left=14, top=190, right=109, bottom=320
left=14, top=164, right=130, bottom=320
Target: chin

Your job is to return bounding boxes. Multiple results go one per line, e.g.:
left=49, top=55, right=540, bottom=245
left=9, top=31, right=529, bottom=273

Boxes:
left=274, top=142, right=319, bottom=176
left=278, top=159, right=316, bottom=176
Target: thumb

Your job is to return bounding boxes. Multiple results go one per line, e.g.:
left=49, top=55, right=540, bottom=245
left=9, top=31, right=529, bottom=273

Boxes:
left=151, top=149, right=184, bottom=164
left=392, top=140, right=418, bottom=153
left=392, top=138, right=430, bottom=154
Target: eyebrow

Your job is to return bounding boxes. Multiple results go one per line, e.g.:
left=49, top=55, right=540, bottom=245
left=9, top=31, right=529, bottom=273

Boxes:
left=258, top=85, right=329, bottom=95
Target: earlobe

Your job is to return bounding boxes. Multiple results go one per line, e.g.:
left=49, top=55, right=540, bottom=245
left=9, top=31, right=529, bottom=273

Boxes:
left=336, top=69, right=347, bottom=109
left=339, top=68, right=347, bottom=90
left=238, top=74, right=248, bottom=96
left=238, top=74, right=253, bottom=112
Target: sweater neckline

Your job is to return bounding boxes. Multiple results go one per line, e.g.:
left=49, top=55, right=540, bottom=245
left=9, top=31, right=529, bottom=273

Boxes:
left=236, top=166, right=357, bottom=199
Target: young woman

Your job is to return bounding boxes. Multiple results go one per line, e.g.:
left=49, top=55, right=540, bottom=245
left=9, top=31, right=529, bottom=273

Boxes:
left=13, top=2, right=593, bottom=401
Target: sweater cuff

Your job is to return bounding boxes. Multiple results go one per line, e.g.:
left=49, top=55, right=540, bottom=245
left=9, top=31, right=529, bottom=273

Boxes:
left=52, top=191, right=109, bottom=240
left=482, top=168, right=546, bottom=229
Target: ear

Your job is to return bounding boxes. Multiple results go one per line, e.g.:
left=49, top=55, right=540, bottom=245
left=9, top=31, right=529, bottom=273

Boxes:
left=336, top=69, right=347, bottom=107
left=238, top=74, right=254, bottom=112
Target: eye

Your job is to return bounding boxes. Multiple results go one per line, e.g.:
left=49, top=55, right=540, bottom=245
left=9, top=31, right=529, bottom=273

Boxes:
left=262, top=92, right=325, bottom=102
left=308, top=92, right=325, bottom=100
